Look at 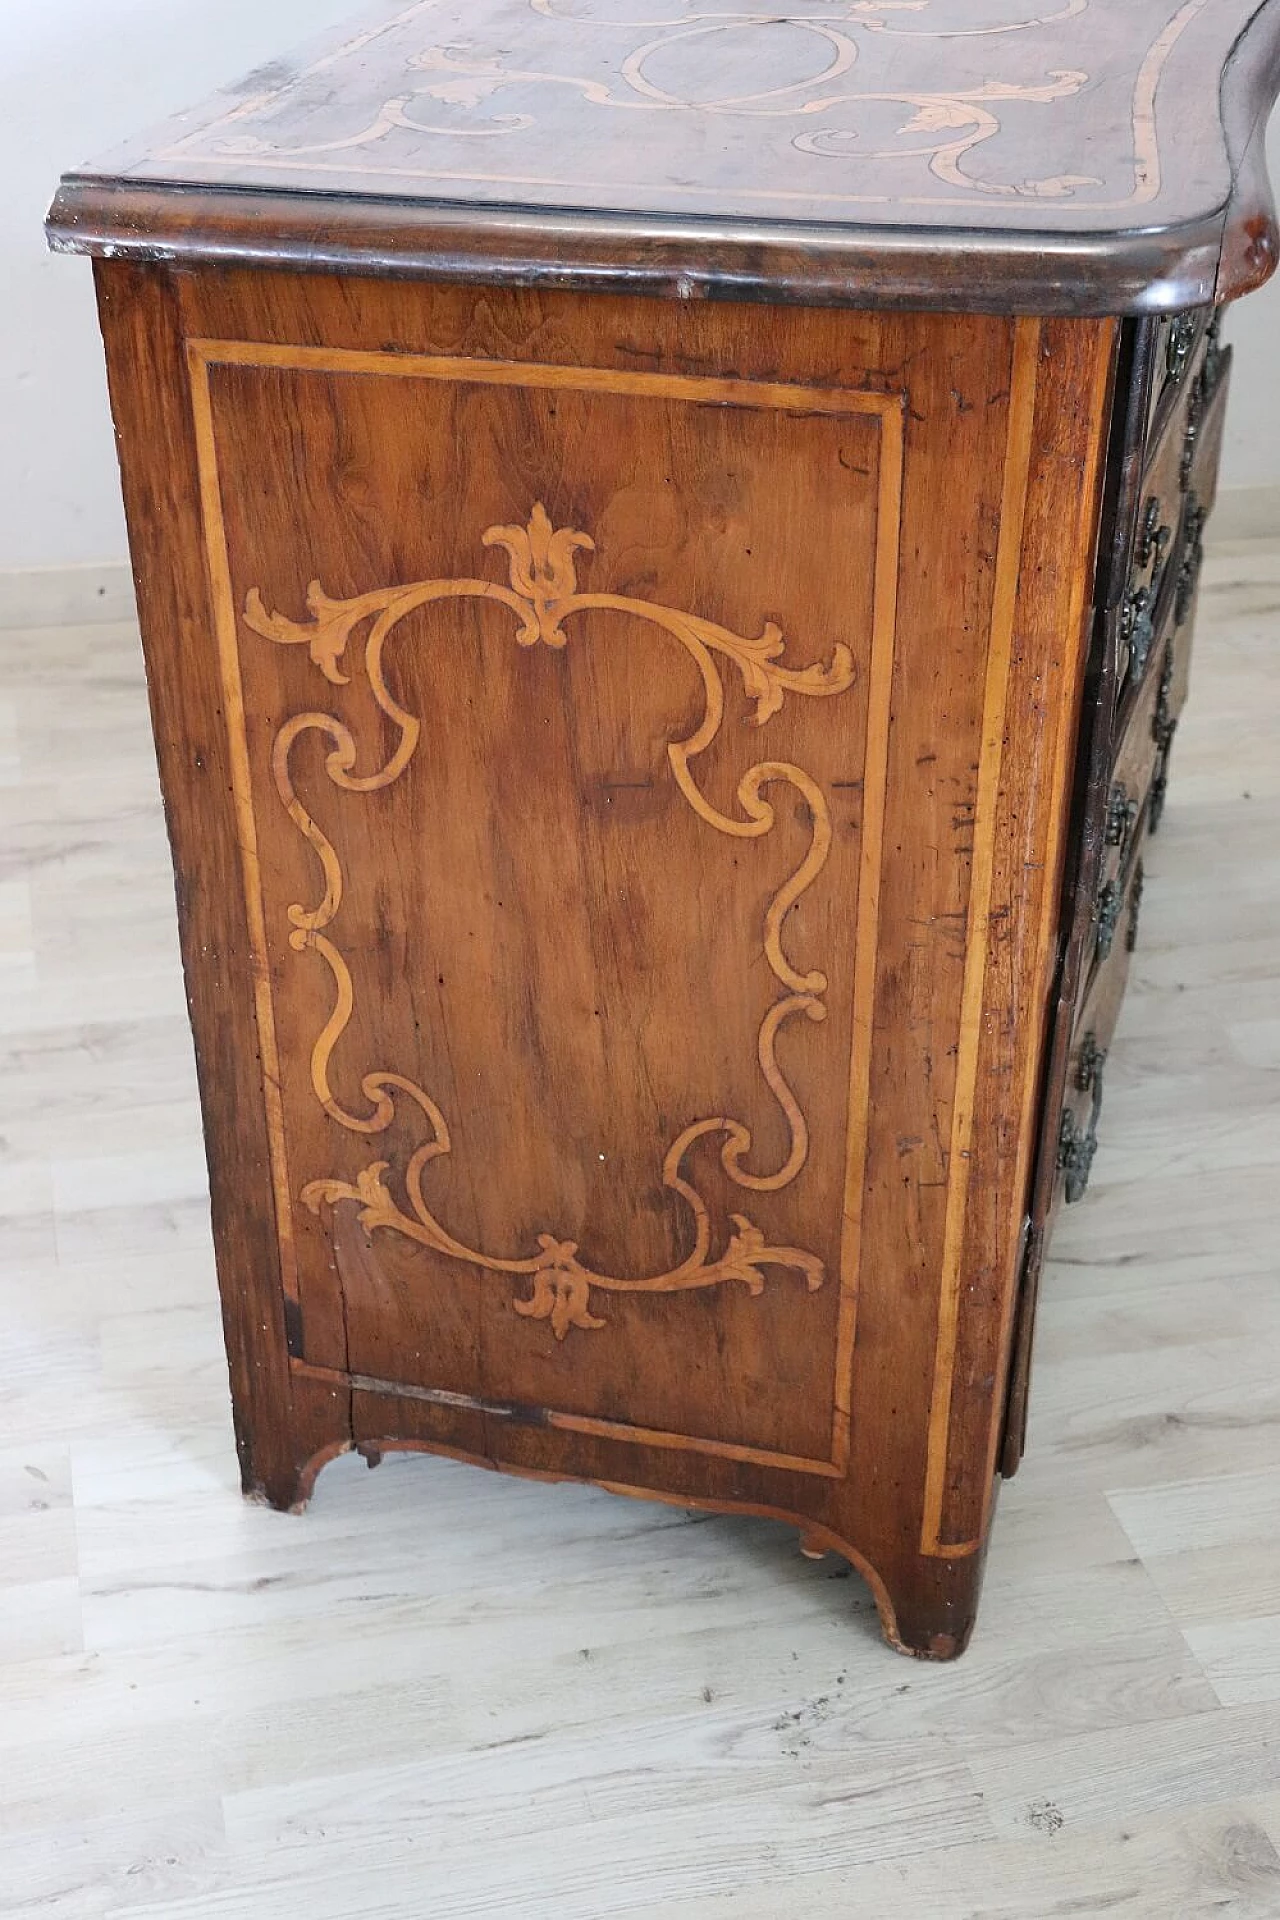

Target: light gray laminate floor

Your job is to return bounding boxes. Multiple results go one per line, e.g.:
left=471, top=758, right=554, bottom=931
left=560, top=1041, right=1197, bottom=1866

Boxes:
left=1, top=542, right=1279, bottom=1918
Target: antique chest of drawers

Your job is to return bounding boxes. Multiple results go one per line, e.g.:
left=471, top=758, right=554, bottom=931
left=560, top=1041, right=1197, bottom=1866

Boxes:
left=48, top=0, right=1280, bottom=1658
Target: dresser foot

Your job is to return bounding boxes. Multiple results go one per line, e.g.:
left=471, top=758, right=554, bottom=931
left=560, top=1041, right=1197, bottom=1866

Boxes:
left=782, top=1520, right=981, bottom=1659
left=234, top=1374, right=353, bottom=1514
left=873, top=1552, right=987, bottom=1662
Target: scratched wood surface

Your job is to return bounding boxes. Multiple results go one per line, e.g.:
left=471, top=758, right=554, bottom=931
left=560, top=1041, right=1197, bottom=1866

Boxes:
left=44, top=1, right=1280, bottom=311
left=1, top=537, right=1277, bottom=1916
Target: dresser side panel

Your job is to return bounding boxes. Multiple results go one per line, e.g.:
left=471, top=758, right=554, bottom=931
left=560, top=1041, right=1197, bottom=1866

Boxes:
left=92, top=261, right=356, bottom=1504
left=97, top=264, right=1117, bottom=1652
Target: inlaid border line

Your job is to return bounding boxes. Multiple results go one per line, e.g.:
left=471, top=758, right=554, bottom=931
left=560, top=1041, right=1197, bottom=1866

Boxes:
left=293, top=1357, right=845, bottom=1477
left=920, top=315, right=1043, bottom=1558
left=187, top=335, right=905, bottom=1478
left=188, top=347, right=303, bottom=1313
left=832, top=380, right=903, bottom=1475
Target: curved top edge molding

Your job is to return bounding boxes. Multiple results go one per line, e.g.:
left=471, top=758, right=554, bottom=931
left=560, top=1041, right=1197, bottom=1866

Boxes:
left=45, top=0, right=1280, bottom=314
left=1216, top=0, right=1280, bottom=299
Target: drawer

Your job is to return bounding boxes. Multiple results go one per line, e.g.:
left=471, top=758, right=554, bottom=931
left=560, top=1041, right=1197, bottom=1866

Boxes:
left=1094, top=663, right=1162, bottom=925
left=1147, top=337, right=1230, bottom=831
left=1116, top=392, right=1186, bottom=693
left=1150, top=613, right=1194, bottom=833
left=1144, top=310, right=1211, bottom=447
left=1171, top=491, right=1208, bottom=672
left=1184, top=331, right=1232, bottom=517
left=1058, top=849, right=1147, bottom=1207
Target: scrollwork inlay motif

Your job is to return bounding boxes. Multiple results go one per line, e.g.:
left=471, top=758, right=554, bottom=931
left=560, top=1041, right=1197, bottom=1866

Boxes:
left=161, top=0, right=1213, bottom=213
left=247, top=505, right=857, bottom=1338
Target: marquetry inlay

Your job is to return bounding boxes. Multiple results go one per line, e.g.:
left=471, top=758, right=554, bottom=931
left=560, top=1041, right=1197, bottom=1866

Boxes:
left=246, top=503, right=856, bottom=1341
left=130, top=0, right=1222, bottom=222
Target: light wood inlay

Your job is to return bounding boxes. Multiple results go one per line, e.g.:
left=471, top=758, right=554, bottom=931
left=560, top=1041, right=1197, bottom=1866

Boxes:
left=188, top=334, right=905, bottom=1476
left=248, top=500, right=853, bottom=1342
left=920, top=317, right=1041, bottom=1558
left=97, top=0, right=1233, bottom=221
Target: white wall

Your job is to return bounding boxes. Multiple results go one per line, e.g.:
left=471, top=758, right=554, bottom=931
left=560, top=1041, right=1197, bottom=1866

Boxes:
left=2, top=4, right=1279, bottom=571
left=1220, top=116, right=1280, bottom=493
left=1, top=0, right=356, bottom=571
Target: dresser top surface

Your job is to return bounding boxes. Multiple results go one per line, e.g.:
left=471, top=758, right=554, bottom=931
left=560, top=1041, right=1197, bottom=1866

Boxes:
left=48, top=0, right=1280, bottom=313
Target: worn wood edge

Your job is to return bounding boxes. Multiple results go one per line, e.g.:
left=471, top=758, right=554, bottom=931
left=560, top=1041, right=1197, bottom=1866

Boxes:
left=999, top=316, right=1150, bottom=1477
left=985, top=320, right=1121, bottom=1494
left=919, top=318, right=1042, bottom=1559
left=91, top=259, right=356, bottom=1506
left=275, top=1426, right=963, bottom=1660
left=45, top=177, right=1232, bottom=318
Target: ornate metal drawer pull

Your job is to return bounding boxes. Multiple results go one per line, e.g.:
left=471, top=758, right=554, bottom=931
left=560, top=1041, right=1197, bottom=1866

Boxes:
left=1060, top=1021, right=1110, bottom=1204
left=1149, top=754, right=1171, bottom=833
left=1135, top=496, right=1172, bottom=572
left=1153, top=642, right=1179, bottom=758
left=1105, top=782, right=1138, bottom=853
left=1058, top=1103, right=1100, bottom=1205
left=1202, top=315, right=1226, bottom=399
left=1096, top=844, right=1145, bottom=964
left=1120, top=584, right=1155, bottom=682
left=1175, top=497, right=1206, bottom=627
left=1165, top=314, right=1198, bottom=387
left=1075, top=1030, right=1107, bottom=1094
left=1126, top=861, right=1146, bottom=953
left=1095, top=878, right=1122, bottom=962
left=1181, top=382, right=1205, bottom=490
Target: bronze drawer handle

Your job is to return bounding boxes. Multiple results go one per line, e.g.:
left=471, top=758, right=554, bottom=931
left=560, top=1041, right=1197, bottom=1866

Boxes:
left=1135, top=495, right=1173, bottom=572
left=1149, top=754, right=1171, bottom=833
left=1153, top=641, right=1180, bottom=756
left=1165, top=315, right=1198, bottom=387
left=1175, top=497, right=1206, bottom=627
left=1180, top=394, right=1202, bottom=490
left=1105, top=782, right=1139, bottom=855
left=1095, top=837, right=1147, bottom=963
left=1059, top=1076, right=1104, bottom=1206
left=1202, top=316, right=1228, bottom=398
left=1075, top=1030, right=1108, bottom=1094
left=1126, top=861, right=1146, bottom=953
left=1095, top=877, right=1123, bottom=962
left=1119, top=584, right=1156, bottom=682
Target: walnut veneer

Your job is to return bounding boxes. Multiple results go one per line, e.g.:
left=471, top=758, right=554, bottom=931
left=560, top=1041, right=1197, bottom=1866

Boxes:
left=48, top=0, right=1280, bottom=1657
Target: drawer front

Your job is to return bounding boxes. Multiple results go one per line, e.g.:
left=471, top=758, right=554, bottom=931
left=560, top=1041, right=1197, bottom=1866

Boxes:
left=1144, top=311, right=1211, bottom=447
left=1093, top=663, right=1162, bottom=925
left=1150, top=603, right=1196, bottom=834
left=1116, top=394, right=1185, bottom=693
left=1183, top=329, right=1232, bottom=516
left=1150, top=335, right=1231, bottom=829
left=1058, top=849, right=1147, bottom=1208
left=1114, top=311, right=1224, bottom=700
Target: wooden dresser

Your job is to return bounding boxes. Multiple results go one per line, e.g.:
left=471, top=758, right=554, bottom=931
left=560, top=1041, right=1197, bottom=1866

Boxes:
left=47, top=0, right=1280, bottom=1659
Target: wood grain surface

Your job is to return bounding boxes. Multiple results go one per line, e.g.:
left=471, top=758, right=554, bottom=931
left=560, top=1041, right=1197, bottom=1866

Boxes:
left=46, top=0, right=1280, bottom=311
left=91, top=261, right=1118, bottom=1655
